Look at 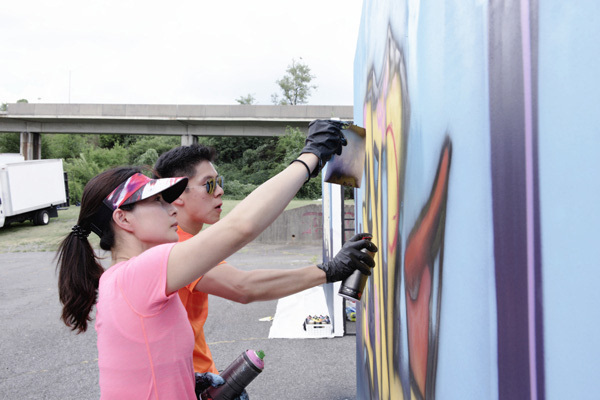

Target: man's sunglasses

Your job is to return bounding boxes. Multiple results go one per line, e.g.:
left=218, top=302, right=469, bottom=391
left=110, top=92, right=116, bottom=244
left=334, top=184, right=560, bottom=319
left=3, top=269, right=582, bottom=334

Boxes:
left=186, top=176, right=224, bottom=195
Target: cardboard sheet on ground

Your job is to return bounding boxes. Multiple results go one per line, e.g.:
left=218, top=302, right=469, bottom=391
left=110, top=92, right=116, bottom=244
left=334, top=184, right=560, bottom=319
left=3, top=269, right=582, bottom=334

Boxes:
left=268, top=286, right=333, bottom=339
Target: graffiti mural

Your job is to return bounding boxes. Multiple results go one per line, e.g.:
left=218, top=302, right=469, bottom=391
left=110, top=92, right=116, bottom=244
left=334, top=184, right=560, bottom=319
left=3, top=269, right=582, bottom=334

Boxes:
left=346, top=0, right=600, bottom=399
left=357, top=29, right=411, bottom=399
left=356, top=26, right=453, bottom=399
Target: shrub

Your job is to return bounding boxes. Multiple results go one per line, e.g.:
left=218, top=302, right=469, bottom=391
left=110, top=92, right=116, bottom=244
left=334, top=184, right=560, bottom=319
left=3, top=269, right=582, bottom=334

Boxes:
left=0, top=133, right=21, bottom=153
left=223, top=179, right=257, bottom=200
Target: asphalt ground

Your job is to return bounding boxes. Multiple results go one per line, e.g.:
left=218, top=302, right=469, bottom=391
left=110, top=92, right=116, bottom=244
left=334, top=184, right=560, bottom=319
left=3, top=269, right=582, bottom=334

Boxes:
left=0, top=242, right=358, bottom=400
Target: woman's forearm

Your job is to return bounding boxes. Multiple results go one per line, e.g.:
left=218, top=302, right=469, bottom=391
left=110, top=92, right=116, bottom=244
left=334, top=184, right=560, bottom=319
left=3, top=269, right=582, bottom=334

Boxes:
left=224, top=153, right=318, bottom=238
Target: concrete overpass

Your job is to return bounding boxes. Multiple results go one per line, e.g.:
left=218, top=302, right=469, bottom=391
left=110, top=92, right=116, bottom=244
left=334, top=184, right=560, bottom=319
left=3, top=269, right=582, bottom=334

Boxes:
left=0, top=103, right=353, bottom=159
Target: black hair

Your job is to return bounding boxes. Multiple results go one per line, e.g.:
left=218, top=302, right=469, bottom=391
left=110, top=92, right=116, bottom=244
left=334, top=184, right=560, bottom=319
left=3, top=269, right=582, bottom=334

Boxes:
left=56, top=166, right=139, bottom=333
left=153, top=144, right=217, bottom=179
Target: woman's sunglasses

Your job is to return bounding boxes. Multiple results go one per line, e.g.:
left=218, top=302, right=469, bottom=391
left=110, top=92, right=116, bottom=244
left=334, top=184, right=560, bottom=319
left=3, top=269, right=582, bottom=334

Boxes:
left=186, top=176, right=224, bottom=195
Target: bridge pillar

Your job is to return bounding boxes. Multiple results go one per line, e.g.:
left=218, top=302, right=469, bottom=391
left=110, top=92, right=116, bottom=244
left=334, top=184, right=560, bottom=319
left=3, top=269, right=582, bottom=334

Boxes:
left=20, top=132, right=42, bottom=160
left=181, top=134, right=198, bottom=146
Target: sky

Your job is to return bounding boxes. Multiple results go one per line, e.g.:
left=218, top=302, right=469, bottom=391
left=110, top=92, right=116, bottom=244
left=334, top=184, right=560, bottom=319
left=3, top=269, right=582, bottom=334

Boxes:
left=1, top=0, right=364, bottom=107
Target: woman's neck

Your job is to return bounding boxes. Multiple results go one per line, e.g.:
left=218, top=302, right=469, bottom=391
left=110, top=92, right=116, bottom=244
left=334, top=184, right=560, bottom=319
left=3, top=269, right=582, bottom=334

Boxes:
left=112, top=255, right=132, bottom=264
left=110, top=235, right=149, bottom=265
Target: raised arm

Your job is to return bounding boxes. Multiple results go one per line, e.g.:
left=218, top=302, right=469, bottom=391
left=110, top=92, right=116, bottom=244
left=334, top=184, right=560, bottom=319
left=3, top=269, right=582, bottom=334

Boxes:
left=166, top=120, right=348, bottom=293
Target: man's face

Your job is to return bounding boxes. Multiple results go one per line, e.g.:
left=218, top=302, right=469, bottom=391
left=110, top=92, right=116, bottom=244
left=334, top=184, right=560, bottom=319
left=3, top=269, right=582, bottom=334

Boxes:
left=179, top=161, right=224, bottom=225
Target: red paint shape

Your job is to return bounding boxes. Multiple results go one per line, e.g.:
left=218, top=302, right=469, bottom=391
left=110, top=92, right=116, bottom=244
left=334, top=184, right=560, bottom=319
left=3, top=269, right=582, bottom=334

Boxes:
left=403, top=141, right=451, bottom=398
left=406, top=265, right=432, bottom=395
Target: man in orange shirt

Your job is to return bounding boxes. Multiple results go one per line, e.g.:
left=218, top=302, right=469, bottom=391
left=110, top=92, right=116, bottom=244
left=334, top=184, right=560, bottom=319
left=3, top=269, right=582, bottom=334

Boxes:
left=154, top=125, right=377, bottom=388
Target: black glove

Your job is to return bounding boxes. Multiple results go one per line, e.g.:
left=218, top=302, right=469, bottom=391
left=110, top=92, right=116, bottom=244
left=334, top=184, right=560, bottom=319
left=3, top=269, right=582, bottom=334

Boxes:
left=317, top=233, right=378, bottom=282
left=195, top=372, right=224, bottom=399
left=301, top=119, right=348, bottom=177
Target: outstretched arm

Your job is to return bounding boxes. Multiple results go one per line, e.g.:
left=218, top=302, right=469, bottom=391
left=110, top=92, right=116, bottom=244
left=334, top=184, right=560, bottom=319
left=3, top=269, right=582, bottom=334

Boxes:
left=195, top=234, right=378, bottom=303
left=195, top=263, right=326, bottom=304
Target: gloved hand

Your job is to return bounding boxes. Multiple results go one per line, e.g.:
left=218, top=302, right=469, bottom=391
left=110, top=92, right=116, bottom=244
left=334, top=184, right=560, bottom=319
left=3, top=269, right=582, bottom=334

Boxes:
left=301, top=119, right=348, bottom=177
left=195, top=372, right=224, bottom=399
left=196, top=372, right=250, bottom=400
left=317, top=233, right=378, bottom=282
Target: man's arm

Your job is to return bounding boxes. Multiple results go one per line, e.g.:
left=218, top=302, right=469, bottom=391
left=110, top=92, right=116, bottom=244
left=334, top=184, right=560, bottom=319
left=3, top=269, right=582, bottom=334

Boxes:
left=194, top=263, right=326, bottom=304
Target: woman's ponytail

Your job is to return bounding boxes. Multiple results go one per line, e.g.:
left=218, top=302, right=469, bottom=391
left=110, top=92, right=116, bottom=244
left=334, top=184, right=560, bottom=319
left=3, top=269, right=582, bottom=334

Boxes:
left=57, top=227, right=103, bottom=333
left=56, top=166, right=139, bottom=333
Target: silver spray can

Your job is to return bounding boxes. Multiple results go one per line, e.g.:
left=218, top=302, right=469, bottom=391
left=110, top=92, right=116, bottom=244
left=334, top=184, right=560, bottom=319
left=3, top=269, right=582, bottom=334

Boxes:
left=202, top=349, right=265, bottom=400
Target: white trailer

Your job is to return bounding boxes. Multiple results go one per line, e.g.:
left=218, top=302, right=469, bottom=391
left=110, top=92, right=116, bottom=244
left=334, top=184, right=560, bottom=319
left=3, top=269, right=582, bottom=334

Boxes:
left=0, top=155, right=68, bottom=228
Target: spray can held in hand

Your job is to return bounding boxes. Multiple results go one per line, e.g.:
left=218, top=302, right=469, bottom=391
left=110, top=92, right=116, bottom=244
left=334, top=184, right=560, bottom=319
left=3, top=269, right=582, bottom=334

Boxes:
left=202, top=349, right=265, bottom=400
left=338, top=237, right=373, bottom=301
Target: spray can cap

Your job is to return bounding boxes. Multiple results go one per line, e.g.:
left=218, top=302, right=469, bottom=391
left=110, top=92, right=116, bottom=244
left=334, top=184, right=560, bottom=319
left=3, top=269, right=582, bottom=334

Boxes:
left=256, top=350, right=265, bottom=360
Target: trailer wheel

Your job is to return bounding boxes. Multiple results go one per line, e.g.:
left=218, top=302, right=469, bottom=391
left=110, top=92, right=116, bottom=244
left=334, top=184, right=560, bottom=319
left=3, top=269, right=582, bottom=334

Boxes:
left=34, top=209, right=50, bottom=226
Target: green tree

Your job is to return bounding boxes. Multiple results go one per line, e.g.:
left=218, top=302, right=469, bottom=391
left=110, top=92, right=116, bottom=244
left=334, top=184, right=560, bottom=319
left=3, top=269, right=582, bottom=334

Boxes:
left=271, top=59, right=317, bottom=105
left=63, top=144, right=130, bottom=203
left=64, top=153, right=103, bottom=203
left=84, top=144, right=129, bottom=169
left=99, top=134, right=140, bottom=149
left=0, top=133, right=20, bottom=153
left=274, top=126, right=322, bottom=198
left=276, top=126, right=306, bottom=164
left=198, top=136, right=275, bottom=166
left=240, top=140, right=283, bottom=184
left=135, top=148, right=159, bottom=167
left=43, top=134, right=93, bottom=160
left=236, top=94, right=256, bottom=105
left=199, top=136, right=279, bottom=190
left=198, top=127, right=322, bottom=199
left=128, top=136, right=180, bottom=165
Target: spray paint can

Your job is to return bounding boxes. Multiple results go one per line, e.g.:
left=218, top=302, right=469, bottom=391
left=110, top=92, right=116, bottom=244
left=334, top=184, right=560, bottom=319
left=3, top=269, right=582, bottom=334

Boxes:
left=202, top=349, right=265, bottom=400
left=338, top=237, right=373, bottom=301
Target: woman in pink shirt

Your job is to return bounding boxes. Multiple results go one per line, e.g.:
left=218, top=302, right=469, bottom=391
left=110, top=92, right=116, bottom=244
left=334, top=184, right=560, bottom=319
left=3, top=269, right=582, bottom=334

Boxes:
left=56, top=120, right=377, bottom=399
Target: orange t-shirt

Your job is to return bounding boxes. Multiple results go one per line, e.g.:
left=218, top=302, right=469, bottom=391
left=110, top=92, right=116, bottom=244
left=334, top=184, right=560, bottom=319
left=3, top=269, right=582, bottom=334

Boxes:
left=177, top=227, right=221, bottom=374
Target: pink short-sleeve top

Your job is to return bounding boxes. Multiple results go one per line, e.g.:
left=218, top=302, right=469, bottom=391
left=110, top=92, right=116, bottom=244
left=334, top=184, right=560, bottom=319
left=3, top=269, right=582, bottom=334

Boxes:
left=95, top=243, right=196, bottom=399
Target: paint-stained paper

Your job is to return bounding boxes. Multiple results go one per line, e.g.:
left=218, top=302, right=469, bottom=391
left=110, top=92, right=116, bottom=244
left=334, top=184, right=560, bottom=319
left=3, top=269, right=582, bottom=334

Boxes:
left=324, top=123, right=366, bottom=188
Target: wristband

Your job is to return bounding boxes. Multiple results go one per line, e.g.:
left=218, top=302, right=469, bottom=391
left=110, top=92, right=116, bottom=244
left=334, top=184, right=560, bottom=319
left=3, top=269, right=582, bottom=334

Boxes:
left=290, top=159, right=311, bottom=183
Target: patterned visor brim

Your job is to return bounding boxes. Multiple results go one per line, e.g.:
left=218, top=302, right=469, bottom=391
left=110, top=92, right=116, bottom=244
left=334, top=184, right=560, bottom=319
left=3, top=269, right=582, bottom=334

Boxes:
left=103, top=173, right=188, bottom=210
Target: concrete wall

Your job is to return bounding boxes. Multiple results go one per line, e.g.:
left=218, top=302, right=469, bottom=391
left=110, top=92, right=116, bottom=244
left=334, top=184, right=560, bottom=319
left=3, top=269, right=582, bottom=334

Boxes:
left=254, top=204, right=354, bottom=244
left=351, top=1, right=600, bottom=399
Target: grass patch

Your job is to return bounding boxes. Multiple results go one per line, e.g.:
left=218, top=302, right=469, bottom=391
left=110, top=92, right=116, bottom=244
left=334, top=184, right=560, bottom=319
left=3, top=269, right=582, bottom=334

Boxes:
left=0, top=199, right=323, bottom=253
left=0, top=207, right=92, bottom=253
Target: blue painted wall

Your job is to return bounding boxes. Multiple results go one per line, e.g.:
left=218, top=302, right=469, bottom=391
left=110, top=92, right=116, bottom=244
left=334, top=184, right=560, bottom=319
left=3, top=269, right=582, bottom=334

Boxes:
left=351, top=1, right=600, bottom=398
